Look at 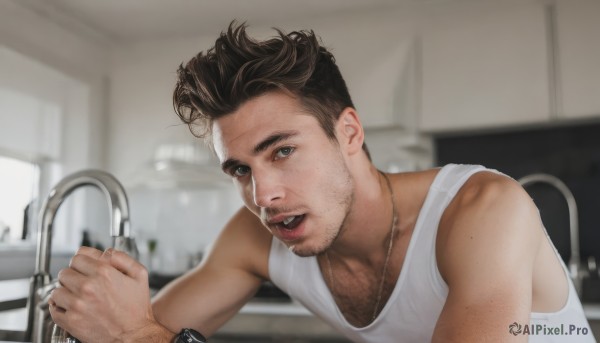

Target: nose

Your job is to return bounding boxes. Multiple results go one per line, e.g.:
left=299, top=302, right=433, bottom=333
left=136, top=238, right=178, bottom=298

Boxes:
left=252, top=169, right=284, bottom=208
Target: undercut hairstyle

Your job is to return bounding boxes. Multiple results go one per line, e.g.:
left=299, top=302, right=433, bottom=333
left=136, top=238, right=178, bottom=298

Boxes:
left=173, top=21, right=370, bottom=159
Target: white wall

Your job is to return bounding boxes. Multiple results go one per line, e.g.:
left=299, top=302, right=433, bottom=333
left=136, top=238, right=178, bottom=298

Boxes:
left=0, top=1, right=110, bottom=172
left=0, top=1, right=112, bottom=251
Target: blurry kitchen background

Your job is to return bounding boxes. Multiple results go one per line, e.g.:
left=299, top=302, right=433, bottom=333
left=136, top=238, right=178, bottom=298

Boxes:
left=0, top=0, right=599, bottom=339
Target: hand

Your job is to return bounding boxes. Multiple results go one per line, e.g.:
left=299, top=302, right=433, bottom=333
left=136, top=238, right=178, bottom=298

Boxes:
left=49, top=247, right=171, bottom=343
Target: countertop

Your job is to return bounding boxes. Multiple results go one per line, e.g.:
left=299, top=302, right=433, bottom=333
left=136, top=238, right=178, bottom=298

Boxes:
left=2, top=278, right=600, bottom=333
left=0, top=279, right=28, bottom=311
left=0, top=279, right=29, bottom=334
left=0, top=278, right=315, bottom=332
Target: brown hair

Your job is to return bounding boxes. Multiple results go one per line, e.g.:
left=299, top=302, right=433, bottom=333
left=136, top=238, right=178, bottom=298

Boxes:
left=173, top=21, right=370, bottom=158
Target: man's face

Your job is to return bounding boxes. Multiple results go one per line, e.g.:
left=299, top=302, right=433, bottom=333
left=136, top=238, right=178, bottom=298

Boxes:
left=212, top=91, right=354, bottom=257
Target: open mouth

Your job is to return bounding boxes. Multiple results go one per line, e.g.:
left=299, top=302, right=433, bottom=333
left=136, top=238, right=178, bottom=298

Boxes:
left=279, top=214, right=305, bottom=230
left=265, top=213, right=307, bottom=242
left=275, top=214, right=306, bottom=242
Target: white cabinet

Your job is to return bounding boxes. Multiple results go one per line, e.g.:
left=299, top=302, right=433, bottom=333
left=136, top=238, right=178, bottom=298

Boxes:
left=322, top=9, right=420, bottom=130
left=555, top=0, right=600, bottom=119
left=419, top=0, right=551, bottom=132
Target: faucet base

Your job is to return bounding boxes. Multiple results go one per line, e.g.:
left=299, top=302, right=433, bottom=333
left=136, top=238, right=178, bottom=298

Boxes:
left=25, top=273, right=50, bottom=342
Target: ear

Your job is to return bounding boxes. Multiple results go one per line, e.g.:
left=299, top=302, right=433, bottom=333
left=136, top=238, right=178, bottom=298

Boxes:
left=335, top=107, right=365, bottom=156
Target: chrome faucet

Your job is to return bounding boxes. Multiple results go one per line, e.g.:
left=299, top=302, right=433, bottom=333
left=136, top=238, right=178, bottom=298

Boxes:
left=24, top=169, right=138, bottom=343
left=518, top=173, right=583, bottom=296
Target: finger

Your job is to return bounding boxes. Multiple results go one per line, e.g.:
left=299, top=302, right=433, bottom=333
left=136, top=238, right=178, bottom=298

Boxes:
left=105, top=248, right=148, bottom=280
left=69, top=253, right=104, bottom=276
left=49, top=287, right=75, bottom=312
left=48, top=300, right=65, bottom=314
left=49, top=300, right=67, bottom=325
left=76, top=246, right=103, bottom=259
left=48, top=296, right=63, bottom=312
left=49, top=294, right=73, bottom=334
left=57, top=268, right=87, bottom=294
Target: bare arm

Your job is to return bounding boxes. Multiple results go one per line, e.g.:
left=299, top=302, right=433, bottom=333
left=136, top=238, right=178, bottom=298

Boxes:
left=152, top=207, right=272, bottom=336
left=49, top=207, right=271, bottom=342
left=50, top=247, right=176, bottom=342
left=432, top=173, right=542, bottom=342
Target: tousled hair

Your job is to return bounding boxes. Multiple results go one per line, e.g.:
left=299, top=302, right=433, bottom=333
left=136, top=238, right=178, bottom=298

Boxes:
left=173, top=21, right=370, bottom=158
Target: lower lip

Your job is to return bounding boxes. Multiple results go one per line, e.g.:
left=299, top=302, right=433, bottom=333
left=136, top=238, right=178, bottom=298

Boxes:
left=276, top=217, right=306, bottom=242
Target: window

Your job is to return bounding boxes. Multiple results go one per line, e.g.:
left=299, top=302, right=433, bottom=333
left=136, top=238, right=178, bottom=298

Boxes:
left=0, top=155, right=39, bottom=242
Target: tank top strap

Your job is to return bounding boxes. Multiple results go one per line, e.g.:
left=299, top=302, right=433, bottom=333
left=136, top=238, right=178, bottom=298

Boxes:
left=431, top=163, right=491, bottom=196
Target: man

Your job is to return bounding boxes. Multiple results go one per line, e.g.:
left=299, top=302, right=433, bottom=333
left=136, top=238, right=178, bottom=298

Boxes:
left=49, top=22, right=594, bottom=342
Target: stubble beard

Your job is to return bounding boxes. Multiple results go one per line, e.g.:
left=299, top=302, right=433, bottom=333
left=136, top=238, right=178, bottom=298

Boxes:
left=290, top=167, right=355, bottom=258
left=290, top=194, right=353, bottom=257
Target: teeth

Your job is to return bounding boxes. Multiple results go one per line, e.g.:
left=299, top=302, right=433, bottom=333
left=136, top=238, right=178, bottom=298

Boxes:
left=283, top=216, right=296, bottom=225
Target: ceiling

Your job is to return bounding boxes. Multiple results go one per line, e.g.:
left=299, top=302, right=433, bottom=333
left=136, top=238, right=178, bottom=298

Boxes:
left=15, top=0, right=437, bottom=45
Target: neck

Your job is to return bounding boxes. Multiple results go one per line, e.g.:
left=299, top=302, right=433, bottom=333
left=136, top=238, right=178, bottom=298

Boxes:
left=325, top=165, right=397, bottom=266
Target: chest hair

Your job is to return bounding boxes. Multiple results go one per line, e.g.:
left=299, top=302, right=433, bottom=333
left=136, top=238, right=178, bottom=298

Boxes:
left=324, top=262, right=399, bottom=328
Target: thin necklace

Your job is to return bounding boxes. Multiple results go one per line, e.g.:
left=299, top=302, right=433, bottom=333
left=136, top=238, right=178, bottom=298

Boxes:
left=325, top=170, right=398, bottom=323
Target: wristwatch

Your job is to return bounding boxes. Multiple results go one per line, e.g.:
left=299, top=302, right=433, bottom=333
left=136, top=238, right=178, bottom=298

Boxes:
left=174, top=328, right=207, bottom=343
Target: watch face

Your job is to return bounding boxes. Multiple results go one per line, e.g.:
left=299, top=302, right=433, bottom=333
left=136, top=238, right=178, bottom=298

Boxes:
left=179, top=328, right=207, bottom=343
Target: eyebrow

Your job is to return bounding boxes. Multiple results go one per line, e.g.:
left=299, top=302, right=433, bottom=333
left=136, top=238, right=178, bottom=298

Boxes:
left=253, top=131, right=298, bottom=154
left=220, top=130, right=299, bottom=173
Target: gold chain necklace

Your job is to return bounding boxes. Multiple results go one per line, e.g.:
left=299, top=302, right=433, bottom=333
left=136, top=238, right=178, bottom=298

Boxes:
left=325, top=170, right=398, bottom=323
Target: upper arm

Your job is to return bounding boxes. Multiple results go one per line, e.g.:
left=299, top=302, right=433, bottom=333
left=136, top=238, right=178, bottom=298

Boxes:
left=433, top=173, right=543, bottom=342
left=151, top=207, right=272, bottom=336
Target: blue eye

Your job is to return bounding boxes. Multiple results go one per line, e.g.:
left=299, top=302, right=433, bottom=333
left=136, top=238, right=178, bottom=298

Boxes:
left=275, top=147, right=294, bottom=159
left=233, top=165, right=250, bottom=177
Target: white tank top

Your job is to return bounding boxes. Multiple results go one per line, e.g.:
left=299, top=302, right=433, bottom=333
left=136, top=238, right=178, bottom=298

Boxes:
left=268, top=164, right=595, bottom=342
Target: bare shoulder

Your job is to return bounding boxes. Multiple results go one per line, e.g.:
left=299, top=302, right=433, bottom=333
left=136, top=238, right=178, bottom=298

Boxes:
left=436, top=170, right=543, bottom=284
left=203, top=206, right=273, bottom=280
left=430, top=171, right=544, bottom=339
left=441, top=171, right=536, bottom=226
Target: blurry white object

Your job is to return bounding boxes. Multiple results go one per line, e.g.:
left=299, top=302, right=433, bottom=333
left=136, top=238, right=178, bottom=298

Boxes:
left=127, top=142, right=243, bottom=266
left=127, top=141, right=230, bottom=190
left=364, top=126, right=434, bottom=172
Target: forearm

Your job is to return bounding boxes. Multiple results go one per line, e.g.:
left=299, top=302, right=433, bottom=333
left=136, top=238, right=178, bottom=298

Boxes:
left=122, top=320, right=176, bottom=343
left=152, top=264, right=263, bottom=336
left=432, top=297, right=530, bottom=343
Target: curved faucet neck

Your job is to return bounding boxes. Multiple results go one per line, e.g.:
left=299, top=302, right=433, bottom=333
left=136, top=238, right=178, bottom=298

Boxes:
left=26, top=170, right=133, bottom=342
left=518, top=173, right=579, bottom=262
left=34, top=170, right=131, bottom=275
left=518, top=173, right=582, bottom=296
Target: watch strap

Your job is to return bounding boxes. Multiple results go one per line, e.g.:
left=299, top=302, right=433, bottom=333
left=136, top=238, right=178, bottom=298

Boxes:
left=175, top=328, right=207, bottom=343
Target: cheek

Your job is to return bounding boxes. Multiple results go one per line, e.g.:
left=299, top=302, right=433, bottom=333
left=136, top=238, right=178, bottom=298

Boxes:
left=236, top=180, right=259, bottom=211
left=315, top=155, right=352, bottom=197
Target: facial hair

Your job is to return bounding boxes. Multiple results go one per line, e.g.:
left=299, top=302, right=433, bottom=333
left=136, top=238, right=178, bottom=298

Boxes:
left=290, top=158, right=355, bottom=257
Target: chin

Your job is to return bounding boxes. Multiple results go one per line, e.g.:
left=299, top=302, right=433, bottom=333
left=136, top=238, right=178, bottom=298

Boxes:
left=288, top=240, right=331, bottom=257
left=285, top=217, right=344, bottom=257
left=291, top=249, right=322, bottom=258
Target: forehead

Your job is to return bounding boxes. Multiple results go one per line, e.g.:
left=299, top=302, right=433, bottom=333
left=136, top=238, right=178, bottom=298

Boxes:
left=211, top=92, right=319, bottom=160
